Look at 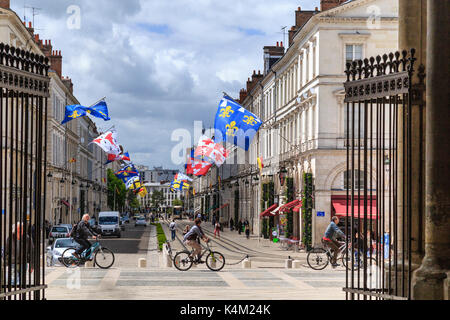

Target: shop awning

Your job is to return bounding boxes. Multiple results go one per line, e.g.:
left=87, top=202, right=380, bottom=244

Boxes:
left=260, top=204, right=278, bottom=218
left=211, top=203, right=229, bottom=214
left=332, top=198, right=378, bottom=219
left=270, top=206, right=280, bottom=215
left=61, top=200, right=72, bottom=208
left=279, top=199, right=302, bottom=213
left=293, top=203, right=302, bottom=213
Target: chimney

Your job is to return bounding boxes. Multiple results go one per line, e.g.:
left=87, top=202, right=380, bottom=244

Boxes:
left=40, top=39, right=53, bottom=58
left=263, top=42, right=285, bottom=75
left=320, top=0, right=346, bottom=11
left=50, top=50, right=62, bottom=78
left=0, top=0, right=10, bottom=9
left=295, top=6, right=316, bottom=28
left=288, top=26, right=298, bottom=47
left=62, top=76, right=74, bottom=94
left=26, top=21, right=34, bottom=35
left=239, top=89, right=247, bottom=103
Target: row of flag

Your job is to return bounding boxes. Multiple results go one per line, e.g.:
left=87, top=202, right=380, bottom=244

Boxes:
left=62, top=98, right=148, bottom=198
left=169, top=95, right=265, bottom=195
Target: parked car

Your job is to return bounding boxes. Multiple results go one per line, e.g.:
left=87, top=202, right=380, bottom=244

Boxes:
left=48, top=226, right=71, bottom=243
left=98, top=211, right=121, bottom=238
left=135, top=216, right=147, bottom=227
left=58, top=224, right=74, bottom=233
left=46, top=238, right=81, bottom=266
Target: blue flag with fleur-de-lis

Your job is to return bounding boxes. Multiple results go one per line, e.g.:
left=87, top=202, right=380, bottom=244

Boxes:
left=213, top=95, right=262, bottom=151
left=61, top=100, right=110, bottom=125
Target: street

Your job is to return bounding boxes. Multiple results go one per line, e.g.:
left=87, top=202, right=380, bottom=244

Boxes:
left=44, top=220, right=346, bottom=300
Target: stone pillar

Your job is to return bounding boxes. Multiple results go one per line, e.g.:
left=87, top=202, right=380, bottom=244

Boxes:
left=412, top=0, right=450, bottom=300
left=395, top=0, right=427, bottom=287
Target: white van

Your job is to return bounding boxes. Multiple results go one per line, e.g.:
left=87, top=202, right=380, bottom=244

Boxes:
left=98, top=211, right=121, bottom=238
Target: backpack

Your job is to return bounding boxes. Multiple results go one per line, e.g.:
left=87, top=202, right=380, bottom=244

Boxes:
left=69, top=223, right=78, bottom=238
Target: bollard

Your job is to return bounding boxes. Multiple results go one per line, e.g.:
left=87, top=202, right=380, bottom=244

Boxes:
left=292, top=260, right=302, bottom=269
left=84, top=260, right=94, bottom=268
left=285, top=259, right=293, bottom=269
left=242, top=258, right=251, bottom=269
left=138, top=258, right=147, bottom=268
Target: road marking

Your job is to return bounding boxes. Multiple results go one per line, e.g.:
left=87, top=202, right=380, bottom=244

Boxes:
left=217, top=271, right=247, bottom=288
left=99, top=268, right=121, bottom=289
left=268, top=270, right=316, bottom=289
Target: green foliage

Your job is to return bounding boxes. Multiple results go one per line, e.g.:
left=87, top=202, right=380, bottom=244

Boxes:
left=285, top=177, right=295, bottom=237
left=302, top=173, right=314, bottom=250
left=107, top=169, right=126, bottom=211
left=151, top=223, right=167, bottom=251
left=173, top=198, right=183, bottom=206
left=262, top=218, right=269, bottom=239
left=151, top=190, right=165, bottom=210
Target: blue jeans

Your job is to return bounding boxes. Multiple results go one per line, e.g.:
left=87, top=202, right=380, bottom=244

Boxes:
left=171, top=230, right=176, bottom=241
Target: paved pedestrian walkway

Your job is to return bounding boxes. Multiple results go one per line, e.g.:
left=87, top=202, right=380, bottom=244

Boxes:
left=45, top=267, right=345, bottom=300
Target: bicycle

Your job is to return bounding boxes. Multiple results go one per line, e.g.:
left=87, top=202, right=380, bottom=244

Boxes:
left=173, top=241, right=225, bottom=272
left=307, top=239, right=376, bottom=271
left=61, top=238, right=115, bottom=269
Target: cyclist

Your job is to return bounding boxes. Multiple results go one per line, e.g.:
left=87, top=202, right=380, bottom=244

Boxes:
left=323, top=216, right=345, bottom=268
left=183, top=218, right=209, bottom=263
left=72, top=214, right=99, bottom=260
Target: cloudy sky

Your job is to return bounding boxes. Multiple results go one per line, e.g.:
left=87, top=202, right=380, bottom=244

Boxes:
left=12, top=0, right=318, bottom=169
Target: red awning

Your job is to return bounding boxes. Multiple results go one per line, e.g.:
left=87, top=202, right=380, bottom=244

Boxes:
left=61, top=200, right=72, bottom=208
left=279, top=199, right=302, bottom=213
left=211, top=203, right=229, bottom=214
left=332, top=198, right=378, bottom=219
left=260, top=204, right=278, bottom=218
left=293, top=204, right=302, bottom=213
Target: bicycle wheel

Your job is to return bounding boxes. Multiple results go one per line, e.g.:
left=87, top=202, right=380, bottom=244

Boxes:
left=307, top=248, right=329, bottom=270
left=173, top=251, right=193, bottom=271
left=94, top=247, right=115, bottom=269
left=342, top=249, right=362, bottom=271
left=61, top=248, right=81, bottom=268
left=205, top=251, right=225, bottom=271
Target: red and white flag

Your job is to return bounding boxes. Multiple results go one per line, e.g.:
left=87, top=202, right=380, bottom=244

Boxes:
left=194, top=136, right=228, bottom=167
left=92, top=130, right=121, bottom=155
left=186, top=157, right=212, bottom=176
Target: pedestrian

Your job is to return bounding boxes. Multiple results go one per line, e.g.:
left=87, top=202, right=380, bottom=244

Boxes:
left=169, top=219, right=176, bottom=241
left=214, top=221, right=221, bottom=238
left=245, top=224, right=250, bottom=239
left=229, top=218, right=234, bottom=231
left=5, top=223, right=35, bottom=286
left=212, top=215, right=216, bottom=227
left=182, top=225, right=190, bottom=236
left=238, top=219, right=243, bottom=235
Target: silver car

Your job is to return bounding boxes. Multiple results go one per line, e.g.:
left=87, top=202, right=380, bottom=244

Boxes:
left=46, top=238, right=81, bottom=266
left=135, top=216, right=147, bottom=227
left=49, top=226, right=71, bottom=243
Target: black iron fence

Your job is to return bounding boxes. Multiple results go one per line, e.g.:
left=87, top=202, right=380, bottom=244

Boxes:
left=0, top=43, right=50, bottom=300
left=343, top=49, right=422, bottom=300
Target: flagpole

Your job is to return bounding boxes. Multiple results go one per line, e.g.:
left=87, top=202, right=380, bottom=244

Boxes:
left=88, top=96, right=107, bottom=108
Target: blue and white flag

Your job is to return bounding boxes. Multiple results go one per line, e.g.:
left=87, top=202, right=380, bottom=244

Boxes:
left=62, top=100, right=110, bottom=125
left=174, top=172, right=193, bottom=182
left=114, top=164, right=139, bottom=183
left=214, top=95, right=262, bottom=151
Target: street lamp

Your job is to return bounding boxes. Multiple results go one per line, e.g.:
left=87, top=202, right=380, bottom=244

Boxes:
left=47, top=172, right=53, bottom=182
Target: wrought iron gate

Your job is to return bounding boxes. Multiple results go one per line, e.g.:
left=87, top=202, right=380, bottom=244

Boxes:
left=343, top=49, right=422, bottom=300
left=0, top=43, right=50, bottom=299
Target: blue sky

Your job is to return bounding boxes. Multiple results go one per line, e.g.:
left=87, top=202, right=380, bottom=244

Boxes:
left=12, top=0, right=319, bottom=169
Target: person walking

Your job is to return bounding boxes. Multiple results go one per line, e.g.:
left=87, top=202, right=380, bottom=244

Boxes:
left=238, top=219, right=243, bottom=235
left=245, top=224, right=250, bottom=239
left=5, top=223, right=35, bottom=285
left=169, top=219, right=176, bottom=241
left=214, top=221, right=221, bottom=238
left=229, top=218, right=234, bottom=231
left=212, top=215, right=216, bottom=228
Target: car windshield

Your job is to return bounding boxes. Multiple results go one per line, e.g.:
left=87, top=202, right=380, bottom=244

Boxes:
left=99, top=216, right=118, bottom=225
left=55, top=239, right=80, bottom=248
left=137, top=218, right=145, bottom=221
left=52, top=227, right=68, bottom=233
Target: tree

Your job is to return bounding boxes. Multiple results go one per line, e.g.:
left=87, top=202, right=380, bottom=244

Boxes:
left=128, top=189, right=141, bottom=210
left=107, top=169, right=126, bottom=211
left=173, top=198, right=183, bottom=207
left=151, top=190, right=165, bottom=211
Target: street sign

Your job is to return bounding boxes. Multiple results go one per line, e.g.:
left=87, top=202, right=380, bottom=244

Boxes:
left=317, top=211, right=325, bottom=217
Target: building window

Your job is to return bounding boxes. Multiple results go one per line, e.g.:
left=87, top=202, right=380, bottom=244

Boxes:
left=346, top=44, right=363, bottom=65
left=343, top=170, right=365, bottom=190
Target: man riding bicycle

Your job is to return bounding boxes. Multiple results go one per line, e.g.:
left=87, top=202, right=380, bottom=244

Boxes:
left=72, top=214, right=99, bottom=260
left=183, top=218, right=209, bottom=263
left=323, top=216, right=346, bottom=268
